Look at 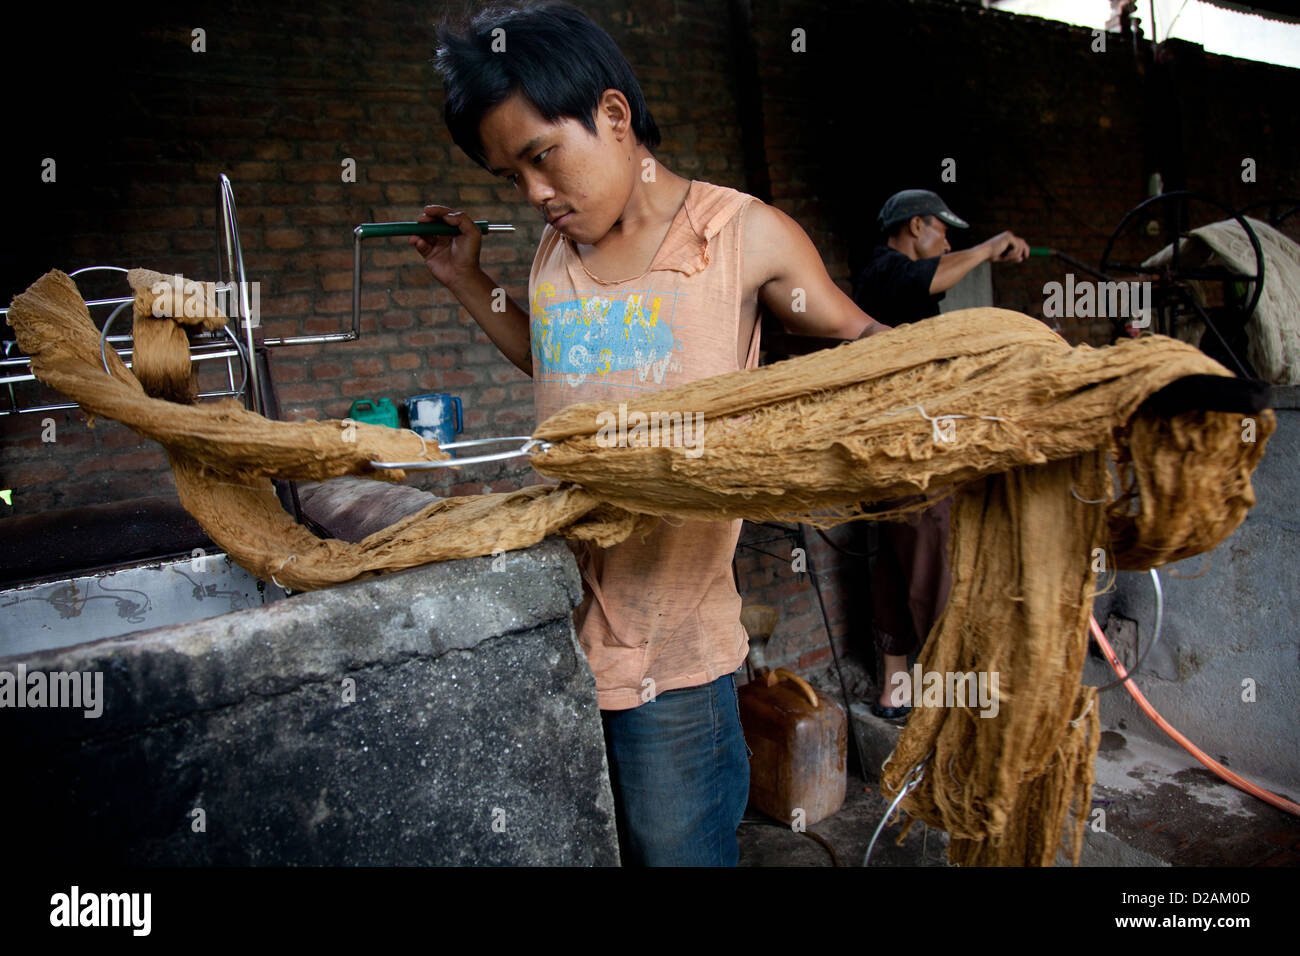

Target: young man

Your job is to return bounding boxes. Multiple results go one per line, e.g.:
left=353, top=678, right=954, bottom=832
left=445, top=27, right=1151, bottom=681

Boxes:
left=852, top=189, right=1028, bottom=719
left=412, top=0, right=890, bottom=866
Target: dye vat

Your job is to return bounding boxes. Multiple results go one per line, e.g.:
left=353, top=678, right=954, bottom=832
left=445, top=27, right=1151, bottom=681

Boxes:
left=0, top=506, right=619, bottom=865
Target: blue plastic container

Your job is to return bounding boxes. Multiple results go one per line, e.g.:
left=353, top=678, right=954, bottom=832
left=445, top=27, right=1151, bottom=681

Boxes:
left=407, top=392, right=464, bottom=450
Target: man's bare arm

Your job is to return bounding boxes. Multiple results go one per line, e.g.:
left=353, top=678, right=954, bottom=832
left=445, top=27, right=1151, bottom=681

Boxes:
left=746, top=202, right=891, bottom=340
left=444, top=269, right=534, bottom=377
left=410, top=206, right=533, bottom=377
left=930, top=230, right=1030, bottom=295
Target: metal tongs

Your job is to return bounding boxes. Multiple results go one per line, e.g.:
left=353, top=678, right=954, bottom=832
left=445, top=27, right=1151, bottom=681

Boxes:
left=369, top=436, right=552, bottom=470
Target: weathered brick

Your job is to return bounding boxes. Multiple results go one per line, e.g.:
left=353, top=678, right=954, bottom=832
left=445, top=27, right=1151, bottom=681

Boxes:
left=264, top=228, right=305, bottom=249
left=279, top=382, right=336, bottom=402
left=4, top=460, right=70, bottom=486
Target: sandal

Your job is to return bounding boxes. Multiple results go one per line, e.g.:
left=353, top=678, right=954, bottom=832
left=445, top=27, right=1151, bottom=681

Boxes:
left=870, top=701, right=912, bottom=720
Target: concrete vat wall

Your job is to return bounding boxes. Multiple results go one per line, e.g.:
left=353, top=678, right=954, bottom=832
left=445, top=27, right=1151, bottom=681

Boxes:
left=0, top=538, right=620, bottom=865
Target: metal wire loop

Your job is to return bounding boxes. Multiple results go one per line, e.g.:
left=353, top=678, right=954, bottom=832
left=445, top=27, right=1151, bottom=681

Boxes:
left=1070, top=485, right=1111, bottom=504
left=1091, top=567, right=1165, bottom=693
left=863, top=755, right=929, bottom=867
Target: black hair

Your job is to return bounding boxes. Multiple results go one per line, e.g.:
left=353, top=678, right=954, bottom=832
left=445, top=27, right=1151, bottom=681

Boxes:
left=433, top=1, right=661, bottom=171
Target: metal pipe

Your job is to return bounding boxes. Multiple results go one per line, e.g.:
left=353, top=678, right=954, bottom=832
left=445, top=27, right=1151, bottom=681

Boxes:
left=217, top=174, right=262, bottom=414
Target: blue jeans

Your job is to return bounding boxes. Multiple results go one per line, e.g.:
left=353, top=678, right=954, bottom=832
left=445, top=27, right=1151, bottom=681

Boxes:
left=601, top=672, right=751, bottom=866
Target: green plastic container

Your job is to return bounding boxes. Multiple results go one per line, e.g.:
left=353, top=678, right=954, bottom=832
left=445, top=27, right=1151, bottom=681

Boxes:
left=348, top=398, right=400, bottom=428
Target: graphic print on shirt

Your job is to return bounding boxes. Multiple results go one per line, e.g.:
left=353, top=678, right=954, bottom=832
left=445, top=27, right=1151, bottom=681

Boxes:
left=530, top=280, right=687, bottom=393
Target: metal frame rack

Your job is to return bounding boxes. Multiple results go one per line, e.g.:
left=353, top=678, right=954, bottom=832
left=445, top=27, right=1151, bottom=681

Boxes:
left=1, top=176, right=546, bottom=475
left=0, top=173, right=382, bottom=419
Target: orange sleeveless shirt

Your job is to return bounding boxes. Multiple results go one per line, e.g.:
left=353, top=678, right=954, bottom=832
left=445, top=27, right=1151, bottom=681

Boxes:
left=528, top=179, right=761, bottom=710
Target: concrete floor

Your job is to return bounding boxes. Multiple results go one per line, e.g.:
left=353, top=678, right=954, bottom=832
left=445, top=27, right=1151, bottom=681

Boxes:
left=738, top=770, right=950, bottom=867
left=1082, top=725, right=1300, bottom=866
left=737, top=653, right=1300, bottom=868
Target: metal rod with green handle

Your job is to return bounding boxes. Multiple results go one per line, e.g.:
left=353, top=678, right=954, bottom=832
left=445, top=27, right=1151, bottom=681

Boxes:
left=352, top=220, right=516, bottom=333
left=354, top=221, right=515, bottom=239
left=1028, top=245, right=1113, bottom=281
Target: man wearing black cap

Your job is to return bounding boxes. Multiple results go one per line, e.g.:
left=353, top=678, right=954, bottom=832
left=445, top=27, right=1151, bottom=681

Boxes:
left=854, top=189, right=1029, bottom=719
left=854, top=189, right=1030, bottom=326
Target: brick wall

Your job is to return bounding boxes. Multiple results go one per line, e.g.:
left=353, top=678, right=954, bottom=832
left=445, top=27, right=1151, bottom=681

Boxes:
left=3, top=0, right=1297, bottom=686
left=734, top=521, right=869, bottom=676
left=746, top=0, right=1300, bottom=334
left=0, top=0, right=749, bottom=512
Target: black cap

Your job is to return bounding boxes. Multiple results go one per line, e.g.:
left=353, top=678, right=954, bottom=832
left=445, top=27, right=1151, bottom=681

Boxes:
left=877, top=189, right=970, bottom=232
